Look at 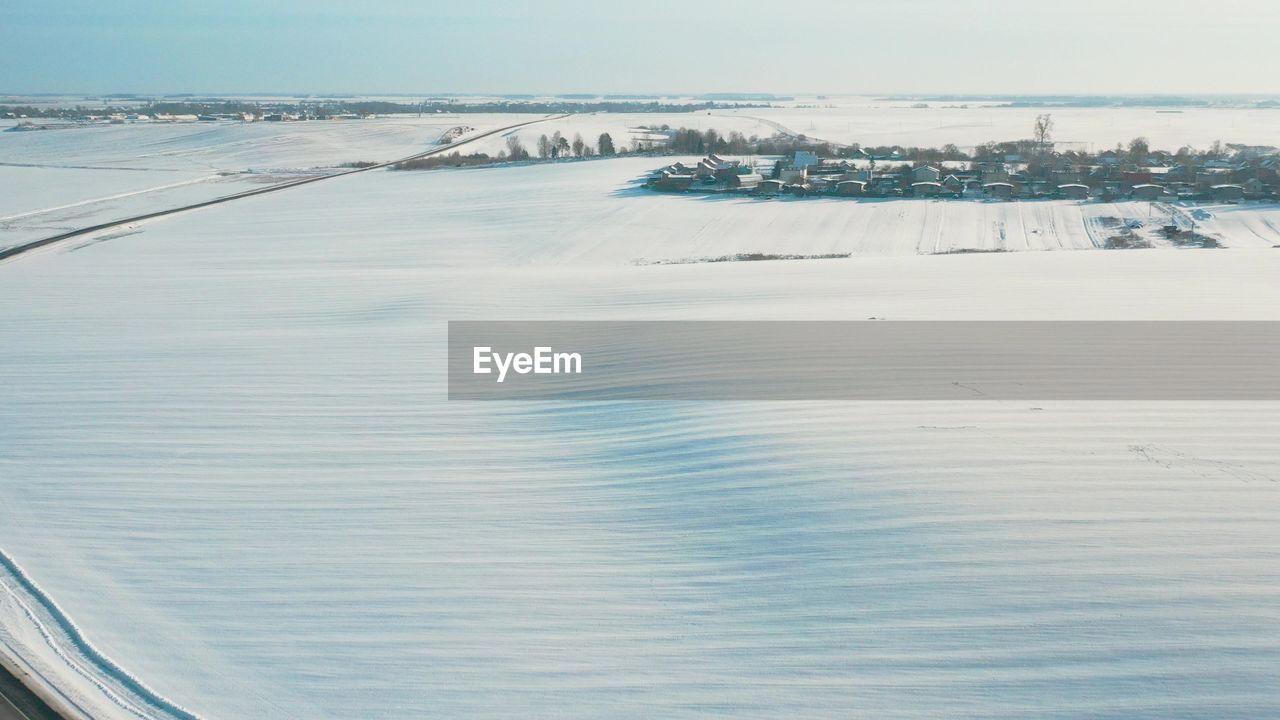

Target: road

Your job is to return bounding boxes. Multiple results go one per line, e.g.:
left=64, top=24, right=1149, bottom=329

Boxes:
left=0, top=661, right=65, bottom=720
left=0, top=114, right=568, bottom=263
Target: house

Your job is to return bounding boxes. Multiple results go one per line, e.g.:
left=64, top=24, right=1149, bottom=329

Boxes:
left=836, top=180, right=867, bottom=196
left=651, top=174, right=694, bottom=192
left=808, top=177, right=832, bottom=193
left=1058, top=183, right=1090, bottom=200
left=1130, top=183, right=1166, bottom=201
left=790, top=151, right=820, bottom=169
left=978, top=161, right=1009, bottom=182
left=779, top=168, right=808, bottom=184
left=941, top=175, right=964, bottom=194
left=1123, top=170, right=1154, bottom=186
left=1050, top=168, right=1083, bottom=185
left=983, top=182, right=1015, bottom=199
left=911, top=165, right=941, bottom=183
left=729, top=173, right=763, bottom=191
left=911, top=181, right=943, bottom=196
left=870, top=175, right=901, bottom=195
left=757, top=179, right=785, bottom=194
left=1211, top=184, right=1245, bottom=202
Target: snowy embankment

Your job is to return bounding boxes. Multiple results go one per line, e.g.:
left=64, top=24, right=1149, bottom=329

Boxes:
left=0, top=550, right=196, bottom=720
left=1, top=159, right=1280, bottom=719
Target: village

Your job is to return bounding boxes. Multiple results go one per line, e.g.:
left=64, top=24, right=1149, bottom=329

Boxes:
left=646, top=143, right=1280, bottom=204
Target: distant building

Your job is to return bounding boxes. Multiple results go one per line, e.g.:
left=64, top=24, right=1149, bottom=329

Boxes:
left=651, top=174, right=694, bottom=192
left=1123, top=170, right=1154, bottom=186
left=836, top=180, right=867, bottom=196
left=729, top=173, right=763, bottom=190
left=911, top=166, right=941, bottom=183
left=757, top=179, right=786, bottom=194
left=983, top=182, right=1015, bottom=199
left=978, top=161, right=1009, bottom=182
left=779, top=168, right=808, bottom=184
left=790, top=151, right=820, bottom=169
left=911, top=181, right=943, bottom=196
left=1058, top=183, right=1090, bottom=200
left=1130, top=183, right=1166, bottom=201
left=1211, top=184, right=1245, bottom=202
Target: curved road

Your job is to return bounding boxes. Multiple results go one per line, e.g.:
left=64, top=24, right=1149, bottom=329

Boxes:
left=0, top=114, right=568, bottom=263
left=0, top=661, right=64, bottom=720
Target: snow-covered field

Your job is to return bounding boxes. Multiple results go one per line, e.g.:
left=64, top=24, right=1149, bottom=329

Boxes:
left=713, top=98, right=1280, bottom=150
left=0, top=115, right=544, bottom=250
left=3, top=125, right=1280, bottom=719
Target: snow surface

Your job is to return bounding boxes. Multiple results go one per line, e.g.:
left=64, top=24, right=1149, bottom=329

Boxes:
left=2, top=153, right=1280, bottom=720
left=713, top=100, right=1280, bottom=151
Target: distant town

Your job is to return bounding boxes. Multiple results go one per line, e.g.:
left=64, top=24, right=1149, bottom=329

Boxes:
left=644, top=117, right=1280, bottom=204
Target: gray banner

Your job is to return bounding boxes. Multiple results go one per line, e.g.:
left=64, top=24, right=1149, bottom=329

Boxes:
left=448, top=321, right=1280, bottom=400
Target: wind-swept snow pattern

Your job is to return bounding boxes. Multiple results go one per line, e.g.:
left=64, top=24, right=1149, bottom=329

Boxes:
left=3, top=156, right=1280, bottom=719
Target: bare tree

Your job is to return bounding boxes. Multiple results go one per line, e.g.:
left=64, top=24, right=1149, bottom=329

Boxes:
left=1033, top=113, right=1053, bottom=152
left=504, top=135, right=528, bottom=161
left=571, top=133, right=585, bottom=158
left=537, top=134, right=553, bottom=159
left=1128, top=136, right=1150, bottom=164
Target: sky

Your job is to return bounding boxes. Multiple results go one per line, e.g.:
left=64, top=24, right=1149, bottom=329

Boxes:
left=2, top=0, right=1278, bottom=96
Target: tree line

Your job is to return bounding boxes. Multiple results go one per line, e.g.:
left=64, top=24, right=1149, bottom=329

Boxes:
left=393, top=132, right=619, bottom=170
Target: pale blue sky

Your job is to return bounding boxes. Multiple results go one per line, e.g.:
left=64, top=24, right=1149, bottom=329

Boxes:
left=2, top=0, right=1276, bottom=95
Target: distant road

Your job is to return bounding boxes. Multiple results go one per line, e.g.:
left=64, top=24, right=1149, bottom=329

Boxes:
left=0, top=113, right=568, bottom=263
left=707, top=111, right=846, bottom=149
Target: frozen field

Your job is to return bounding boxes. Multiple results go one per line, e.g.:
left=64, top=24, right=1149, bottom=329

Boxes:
left=2, top=156, right=1280, bottom=719
left=714, top=98, right=1280, bottom=151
